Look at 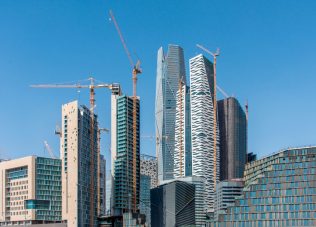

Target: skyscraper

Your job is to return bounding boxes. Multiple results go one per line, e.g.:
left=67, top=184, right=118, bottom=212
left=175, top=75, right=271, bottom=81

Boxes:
left=110, top=84, right=122, bottom=216
left=174, top=84, right=192, bottom=178
left=217, top=97, right=247, bottom=180
left=189, top=54, right=220, bottom=212
left=0, top=156, right=62, bottom=225
left=61, top=100, right=98, bottom=227
left=113, top=95, right=140, bottom=215
left=156, top=44, right=186, bottom=183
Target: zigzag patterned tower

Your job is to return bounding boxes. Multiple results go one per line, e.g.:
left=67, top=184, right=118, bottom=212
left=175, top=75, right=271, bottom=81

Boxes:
left=189, top=54, right=220, bottom=212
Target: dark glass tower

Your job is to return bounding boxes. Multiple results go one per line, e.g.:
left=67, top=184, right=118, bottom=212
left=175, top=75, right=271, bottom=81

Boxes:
left=217, top=97, right=247, bottom=181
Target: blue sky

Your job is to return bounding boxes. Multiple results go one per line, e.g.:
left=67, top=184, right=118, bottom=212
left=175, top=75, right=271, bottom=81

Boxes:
left=1, top=0, right=316, bottom=164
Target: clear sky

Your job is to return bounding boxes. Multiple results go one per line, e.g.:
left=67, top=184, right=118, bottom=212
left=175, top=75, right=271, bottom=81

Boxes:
left=1, top=0, right=316, bottom=164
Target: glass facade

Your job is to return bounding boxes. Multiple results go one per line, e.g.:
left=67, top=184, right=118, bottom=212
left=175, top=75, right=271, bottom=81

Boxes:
left=208, top=147, right=316, bottom=227
left=6, top=167, right=28, bottom=180
left=140, top=174, right=151, bottom=226
left=151, top=180, right=195, bottom=227
left=217, top=97, right=247, bottom=181
left=114, top=95, right=140, bottom=214
left=35, top=157, right=62, bottom=221
left=214, top=179, right=244, bottom=221
left=25, top=200, right=50, bottom=210
left=77, top=105, right=99, bottom=226
left=156, top=45, right=186, bottom=183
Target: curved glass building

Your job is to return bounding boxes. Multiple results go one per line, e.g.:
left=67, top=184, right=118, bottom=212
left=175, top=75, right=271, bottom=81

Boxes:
left=209, top=146, right=316, bottom=227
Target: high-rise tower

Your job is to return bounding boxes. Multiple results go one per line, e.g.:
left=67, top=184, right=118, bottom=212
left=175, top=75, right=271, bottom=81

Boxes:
left=155, top=44, right=186, bottom=183
left=217, top=97, right=247, bottom=180
left=174, top=84, right=192, bottom=178
left=61, top=100, right=98, bottom=227
left=189, top=54, right=220, bottom=212
left=113, top=95, right=140, bottom=215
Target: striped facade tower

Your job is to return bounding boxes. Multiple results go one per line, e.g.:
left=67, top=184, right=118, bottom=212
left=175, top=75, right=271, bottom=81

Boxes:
left=189, top=54, right=220, bottom=212
left=174, top=82, right=192, bottom=178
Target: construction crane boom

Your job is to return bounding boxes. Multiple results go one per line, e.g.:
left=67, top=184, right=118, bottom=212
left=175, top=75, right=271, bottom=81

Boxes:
left=196, top=44, right=220, bottom=190
left=31, top=84, right=112, bottom=89
left=217, top=85, right=229, bottom=98
left=44, top=141, right=56, bottom=159
left=109, top=10, right=134, bottom=68
left=110, top=10, right=142, bottom=213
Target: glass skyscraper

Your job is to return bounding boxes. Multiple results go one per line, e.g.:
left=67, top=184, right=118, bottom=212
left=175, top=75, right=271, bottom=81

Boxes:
left=208, top=146, right=316, bottom=227
left=156, top=44, right=186, bottom=183
left=113, top=95, right=140, bottom=215
left=217, top=97, right=247, bottom=181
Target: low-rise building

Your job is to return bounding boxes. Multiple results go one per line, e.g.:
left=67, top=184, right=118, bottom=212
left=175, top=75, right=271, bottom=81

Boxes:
left=208, top=146, right=316, bottom=227
left=0, top=156, right=62, bottom=225
left=151, top=180, right=195, bottom=227
left=214, top=179, right=244, bottom=221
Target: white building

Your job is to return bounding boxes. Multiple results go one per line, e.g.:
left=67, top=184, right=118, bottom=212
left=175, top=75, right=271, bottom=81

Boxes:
left=174, top=83, right=192, bottom=178
left=189, top=54, right=220, bottom=212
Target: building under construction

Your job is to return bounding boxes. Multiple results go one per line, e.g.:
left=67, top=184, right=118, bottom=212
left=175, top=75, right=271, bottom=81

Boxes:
left=112, top=95, right=140, bottom=215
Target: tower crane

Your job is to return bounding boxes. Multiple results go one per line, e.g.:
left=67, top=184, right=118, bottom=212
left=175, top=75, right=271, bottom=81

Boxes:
left=109, top=10, right=141, bottom=212
left=196, top=44, right=220, bottom=190
left=31, top=78, right=120, bottom=227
